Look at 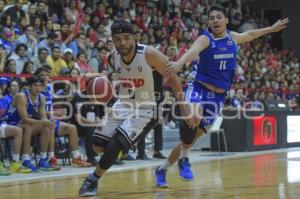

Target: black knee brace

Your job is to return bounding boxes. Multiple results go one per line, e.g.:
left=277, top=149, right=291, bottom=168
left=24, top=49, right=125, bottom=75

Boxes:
left=179, top=120, right=196, bottom=145
left=98, top=133, right=130, bottom=170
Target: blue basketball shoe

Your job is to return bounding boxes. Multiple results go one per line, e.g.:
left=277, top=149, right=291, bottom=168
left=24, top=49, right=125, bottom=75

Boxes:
left=178, top=158, right=193, bottom=181
left=154, top=166, right=168, bottom=188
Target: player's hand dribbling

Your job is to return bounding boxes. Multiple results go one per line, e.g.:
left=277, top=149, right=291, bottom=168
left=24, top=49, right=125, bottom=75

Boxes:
left=270, top=18, right=289, bottom=32
left=164, top=61, right=182, bottom=80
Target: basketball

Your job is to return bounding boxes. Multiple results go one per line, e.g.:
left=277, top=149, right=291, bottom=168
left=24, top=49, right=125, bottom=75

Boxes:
left=87, top=77, right=113, bottom=103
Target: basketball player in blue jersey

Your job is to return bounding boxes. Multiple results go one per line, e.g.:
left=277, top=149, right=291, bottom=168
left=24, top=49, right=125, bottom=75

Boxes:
left=155, top=5, right=289, bottom=187
left=6, top=76, right=54, bottom=171
left=78, top=19, right=193, bottom=197
left=0, top=80, right=31, bottom=174
left=35, top=67, right=92, bottom=168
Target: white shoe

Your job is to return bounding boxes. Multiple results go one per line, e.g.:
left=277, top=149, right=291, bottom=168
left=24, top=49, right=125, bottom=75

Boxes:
left=163, top=125, right=171, bottom=130
left=167, top=121, right=176, bottom=129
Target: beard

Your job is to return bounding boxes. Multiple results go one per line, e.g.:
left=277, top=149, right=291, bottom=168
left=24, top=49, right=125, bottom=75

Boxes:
left=116, top=45, right=133, bottom=56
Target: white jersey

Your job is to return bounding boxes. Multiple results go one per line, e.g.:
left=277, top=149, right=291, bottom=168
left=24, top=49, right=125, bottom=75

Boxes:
left=114, top=43, right=163, bottom=106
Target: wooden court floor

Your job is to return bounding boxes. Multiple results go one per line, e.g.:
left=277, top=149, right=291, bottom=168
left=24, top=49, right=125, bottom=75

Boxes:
left=1, top=151, right=300, bottom=199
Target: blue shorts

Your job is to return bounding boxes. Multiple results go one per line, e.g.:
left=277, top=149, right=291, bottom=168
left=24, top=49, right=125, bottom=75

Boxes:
left=184, top=81, right=226, bottom=131
left=54, top=120, right=61, bottom=136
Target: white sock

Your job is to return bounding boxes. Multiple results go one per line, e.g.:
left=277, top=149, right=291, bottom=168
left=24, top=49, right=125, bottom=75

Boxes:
left=48, top=152, right=55, bottom=158
left=72, top=150, right=80, bottom=158
left=160, top=160, right=172, bottom=171
left=12, top=154, right=20, bottom=162
left=180, top=145, right=189, bottom=159
left=40, top=152, right=47, bottom=159
left=23, top=154, right=30, bottom=160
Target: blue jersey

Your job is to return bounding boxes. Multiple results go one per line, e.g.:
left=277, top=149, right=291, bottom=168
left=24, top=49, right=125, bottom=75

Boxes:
left=193, top=29, right=238, bottom=91
left=41, top=83, right=53, bottom=113
left=23, top=90, right=42, bottom=119
left=4, top=90, right=42, bottom=125
left=0, top=95, right=13, bottom=125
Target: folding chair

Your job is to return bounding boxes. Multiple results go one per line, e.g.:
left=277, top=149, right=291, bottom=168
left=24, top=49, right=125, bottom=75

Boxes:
left=55, top=136, right=71, bottom=166
left=207, top=116, right=228, bottom=153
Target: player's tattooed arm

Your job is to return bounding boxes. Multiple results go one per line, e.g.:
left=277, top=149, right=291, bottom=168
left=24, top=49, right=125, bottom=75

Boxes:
left=231, top=18, right=289, bottom=44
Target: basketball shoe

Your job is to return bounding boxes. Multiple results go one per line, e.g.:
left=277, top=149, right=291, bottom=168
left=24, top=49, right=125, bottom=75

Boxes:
left=72, top=156, right=92, bottom=167
left=178, top=158, right=193, bottom=181
left=10, top=161, right=32, bottom=173
left=154, top=166, right=168, bottom=188
left=79, top=177, right=98, bottom=196
left=39, top=158, right=52, bottom=171
left=48, top=157, right=61, bottom=171
left=22, top=159, right=39, bottom=172
left=0, top=161, right=11, bottom=176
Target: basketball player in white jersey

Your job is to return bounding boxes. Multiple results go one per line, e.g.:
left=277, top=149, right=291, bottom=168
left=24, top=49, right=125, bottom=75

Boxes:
left=78, top=19, right=193, bottom=197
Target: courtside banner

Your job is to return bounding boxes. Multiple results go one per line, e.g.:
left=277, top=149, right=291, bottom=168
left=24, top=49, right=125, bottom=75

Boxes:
left=253, top=116, right=277, bottom=146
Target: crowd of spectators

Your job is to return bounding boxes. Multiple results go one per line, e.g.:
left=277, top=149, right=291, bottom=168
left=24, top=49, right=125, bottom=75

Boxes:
left=0, top=0, right=298, bottom=110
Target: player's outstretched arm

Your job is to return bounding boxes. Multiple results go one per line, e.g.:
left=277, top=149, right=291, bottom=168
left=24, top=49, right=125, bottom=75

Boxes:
left=145, top=46, right=195, bottom=128
left=231, top=18, right=289, bottom=44
left=164, top=35, right=210, bottom=79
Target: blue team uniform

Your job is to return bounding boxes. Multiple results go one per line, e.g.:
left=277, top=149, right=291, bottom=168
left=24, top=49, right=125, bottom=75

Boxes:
left=3, top=90, right=42, bottom=125
left=0, top=95, right=13, bottom=126
left=41, top=83, right=60, bottom=134
left=185, top=29, right=238, bottom=131
left=0, top=95, right=13, bottom=127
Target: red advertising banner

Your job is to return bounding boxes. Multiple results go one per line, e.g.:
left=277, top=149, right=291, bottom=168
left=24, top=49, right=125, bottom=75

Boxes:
left=253, top=116, right=277, bottom=146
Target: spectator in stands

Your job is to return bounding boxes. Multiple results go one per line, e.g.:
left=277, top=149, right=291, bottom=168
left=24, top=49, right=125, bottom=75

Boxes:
left=38, top=32, right=58, bottom=55
left=70, top=68, right=80, bottom=78
left=0, top=30, right=16, bottom=54
left=65, top=0, right=78, bottom=24
left=63, top=48, right=75, bottom=69
left=4, top=0, right=25, bottom=23
left=3, top=59, right=17, bottom=76
left=81, top=13, right=91, bottom=34
left=36, top=1, right=48, bottom=22
left=231, top=89, right=244, bottom=109
left=77, top=33, right=93, bottom=59
left=31, top=48, right=48, bottom=72
left=14, top=17, right=28, bottom=36
left=16, top=26, right=38, bottom=59
left=0, top=44, right=6, bottom=72
left=8, top=43, right=28, bottom=74
left=106, top=39, right=115, bottom=53
left=17, top=61, right=32, bottom=81
left=47, top=46, right=67, bottom=76
left=26, top=3, right=37, bottom=25
left=0, top=0, right=4, bottom=19
left=75, top=52, right=93, bottom=75
left=33, top=17, right=47, bottom=39
left=20, top=61, right=34, bottom=82
left=88, top=46, right=109, bottom=74
left=53, top=30, right=67, bottom=52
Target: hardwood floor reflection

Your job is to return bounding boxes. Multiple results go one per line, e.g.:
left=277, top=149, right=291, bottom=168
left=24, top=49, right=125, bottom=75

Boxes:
left=1, top=151, right=300, bottom=199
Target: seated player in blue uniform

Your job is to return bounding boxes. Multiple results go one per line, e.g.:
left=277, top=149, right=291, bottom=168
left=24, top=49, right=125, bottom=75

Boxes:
left=5, top=76, right=54, bottom=171
left=155, top=4, right=289, bottom=187
left=35, top=66, right=92, bottom=168
left=0, top=80, right=32, bottom=174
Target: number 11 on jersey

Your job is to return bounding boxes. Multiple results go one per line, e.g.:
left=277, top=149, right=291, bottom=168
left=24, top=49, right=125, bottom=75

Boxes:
left=219, top=61, right=226, bottom=70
